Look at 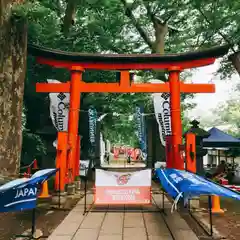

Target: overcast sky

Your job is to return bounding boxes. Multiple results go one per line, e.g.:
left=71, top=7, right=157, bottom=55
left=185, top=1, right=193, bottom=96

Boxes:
left=186, top=61, right=239, bottom=120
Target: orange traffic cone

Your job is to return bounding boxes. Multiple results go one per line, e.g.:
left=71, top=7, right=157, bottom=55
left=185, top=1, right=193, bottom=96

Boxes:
left=38, top=181, right=50, bottom=198
left=211, top=195, right=224, bottom=213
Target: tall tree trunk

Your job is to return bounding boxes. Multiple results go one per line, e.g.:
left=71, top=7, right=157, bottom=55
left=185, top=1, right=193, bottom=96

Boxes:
left=0, top=0, right=27, bottom=177
left=62, top=0, right=76, bottom=36
left=152, top=21, right=168, bottom=81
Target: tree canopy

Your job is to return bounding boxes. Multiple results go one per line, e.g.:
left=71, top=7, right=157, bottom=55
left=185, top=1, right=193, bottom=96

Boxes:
left=211, top=82, right=240, bottom=137
left=11, top=0, right=239, bottom=163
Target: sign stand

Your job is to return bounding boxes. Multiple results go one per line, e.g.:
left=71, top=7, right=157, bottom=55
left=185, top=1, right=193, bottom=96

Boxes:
left=208, top=195, right=213, bottom=236
left=49, top=168, right=68, bottom=211
left=83, top=170, right=87, bottom=215
left=83, top=168, right=165, bottom=214
left=188, top=195, right=213, bottom=237
left=15, top=208, right=48, bottom=240
left=56, top=168, right=63, bottom=210
left=79, top=159, right=92, bottom=215
left=162, top=189, right=165, bottom=214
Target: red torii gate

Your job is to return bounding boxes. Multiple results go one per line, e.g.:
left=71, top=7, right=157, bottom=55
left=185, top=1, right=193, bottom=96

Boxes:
left=28, top=44, right=229, bottom=186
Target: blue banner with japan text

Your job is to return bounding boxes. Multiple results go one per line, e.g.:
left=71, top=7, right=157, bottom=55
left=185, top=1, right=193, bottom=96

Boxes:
left=0, top=169, right=57, bottom=212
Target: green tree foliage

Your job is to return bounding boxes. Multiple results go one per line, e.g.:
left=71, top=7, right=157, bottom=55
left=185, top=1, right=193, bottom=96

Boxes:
left=206, top=83, right=240, bottom=137
left=217, top=99, right=240, bottom=135
left=189, top=0, right=240, bottom=78
left=21, top=103, right=47, bottom=166
left=212, top=105, right=240, bottom=138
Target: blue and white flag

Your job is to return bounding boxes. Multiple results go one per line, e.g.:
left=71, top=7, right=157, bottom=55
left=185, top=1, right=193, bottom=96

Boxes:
left=0, top=183, right=38, bottom=212
left=151, top=79, right=171, bottom=146
left=156, top=168, right=240, bottom=211
left=135, top=106, right=147, bottom=160
left=0, top=169, right=57, bottom=212
left=30, top=169, right=58, bottom=184
left=88, top=106, right=97, bottom=146
left=47, top=79, right=69, bottom=132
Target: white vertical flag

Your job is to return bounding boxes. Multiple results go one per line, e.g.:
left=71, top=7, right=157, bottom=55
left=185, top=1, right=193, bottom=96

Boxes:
left=151, top=80, right=172, bottom=146
left=47, top=79, right=69, bottom=132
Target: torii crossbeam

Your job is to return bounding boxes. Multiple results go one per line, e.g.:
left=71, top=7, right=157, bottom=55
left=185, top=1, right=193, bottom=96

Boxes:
left=28, top=44, right=230, bottom=184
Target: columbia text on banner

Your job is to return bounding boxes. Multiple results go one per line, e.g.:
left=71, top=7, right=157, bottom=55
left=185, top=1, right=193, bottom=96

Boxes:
left=47, top=79, right=69, bottom=132
left=151, top=80, right=171, bottom=146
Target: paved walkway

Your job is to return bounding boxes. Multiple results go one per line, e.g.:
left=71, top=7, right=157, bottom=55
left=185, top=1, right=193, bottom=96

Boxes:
left=48, top=193, right=199, bottom=240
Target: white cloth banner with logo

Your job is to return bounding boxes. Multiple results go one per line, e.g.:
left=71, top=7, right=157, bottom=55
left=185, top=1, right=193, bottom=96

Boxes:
left=96, top=169, right=151, bottom=186
left=150, top=79, right=172, bottom=146
left=79, top=160, right=91, bottom=177
left=106, top=140, right=111, bottom=153
left=100, top=133, right=106, bottom=164
left=47, top=79, right=69, bottom=132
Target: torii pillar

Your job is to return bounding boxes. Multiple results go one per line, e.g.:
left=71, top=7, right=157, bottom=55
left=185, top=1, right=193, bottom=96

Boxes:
left=168, top=67, right=183, bottom=169
left=67, top=66, right=83, bottom=184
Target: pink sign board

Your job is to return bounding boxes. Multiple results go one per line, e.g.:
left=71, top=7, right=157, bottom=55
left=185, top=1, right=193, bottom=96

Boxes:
left=95, top=169, right=151, bottom=205
left=95, top=186, right=151, bottom=204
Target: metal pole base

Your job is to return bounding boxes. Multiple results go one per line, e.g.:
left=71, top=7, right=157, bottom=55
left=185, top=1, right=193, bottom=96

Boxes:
left=15, top=234, right=48, bottom=240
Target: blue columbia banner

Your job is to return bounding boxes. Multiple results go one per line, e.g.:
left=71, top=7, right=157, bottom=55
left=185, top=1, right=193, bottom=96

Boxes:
left=88, top=106, right=97, bottom=146
left=156, top=168, right=240, bottom=204
left=135, top=106, right=147, bottom=160
left=0, top=169, right=57, bottom=213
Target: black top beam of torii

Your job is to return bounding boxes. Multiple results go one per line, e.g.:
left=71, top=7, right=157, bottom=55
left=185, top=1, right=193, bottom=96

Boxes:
left=28, top=44, right=230, bottom=70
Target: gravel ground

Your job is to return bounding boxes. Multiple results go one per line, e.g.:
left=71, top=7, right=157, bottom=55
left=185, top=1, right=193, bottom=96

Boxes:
left=200, top=196, right=240, bottom=240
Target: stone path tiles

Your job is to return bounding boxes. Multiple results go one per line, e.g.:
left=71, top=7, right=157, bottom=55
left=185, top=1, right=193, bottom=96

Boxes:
left=48, top=193, right=199, bottom=240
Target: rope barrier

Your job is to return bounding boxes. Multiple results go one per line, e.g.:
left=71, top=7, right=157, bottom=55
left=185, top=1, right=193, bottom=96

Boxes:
left=78, top=109, right=155, bottom=116
left=20, top=159, right=35, bottom=170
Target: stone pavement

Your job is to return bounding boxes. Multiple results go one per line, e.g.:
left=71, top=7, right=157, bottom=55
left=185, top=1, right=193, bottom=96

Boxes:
left=48, top=193, right=199, bottom=240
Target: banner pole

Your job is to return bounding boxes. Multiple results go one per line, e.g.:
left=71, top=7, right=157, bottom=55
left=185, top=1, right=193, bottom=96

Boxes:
left=162, top=189, right=165, bottom=212
left=208, top=195, right=213, bottom=236
left=188, top=198, right=191, bottom=213
left=58, top=168, right=61, bottom=209
left=84, top=167, right=87, bottom=215
left=31, top=208, right=36, bottom=237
